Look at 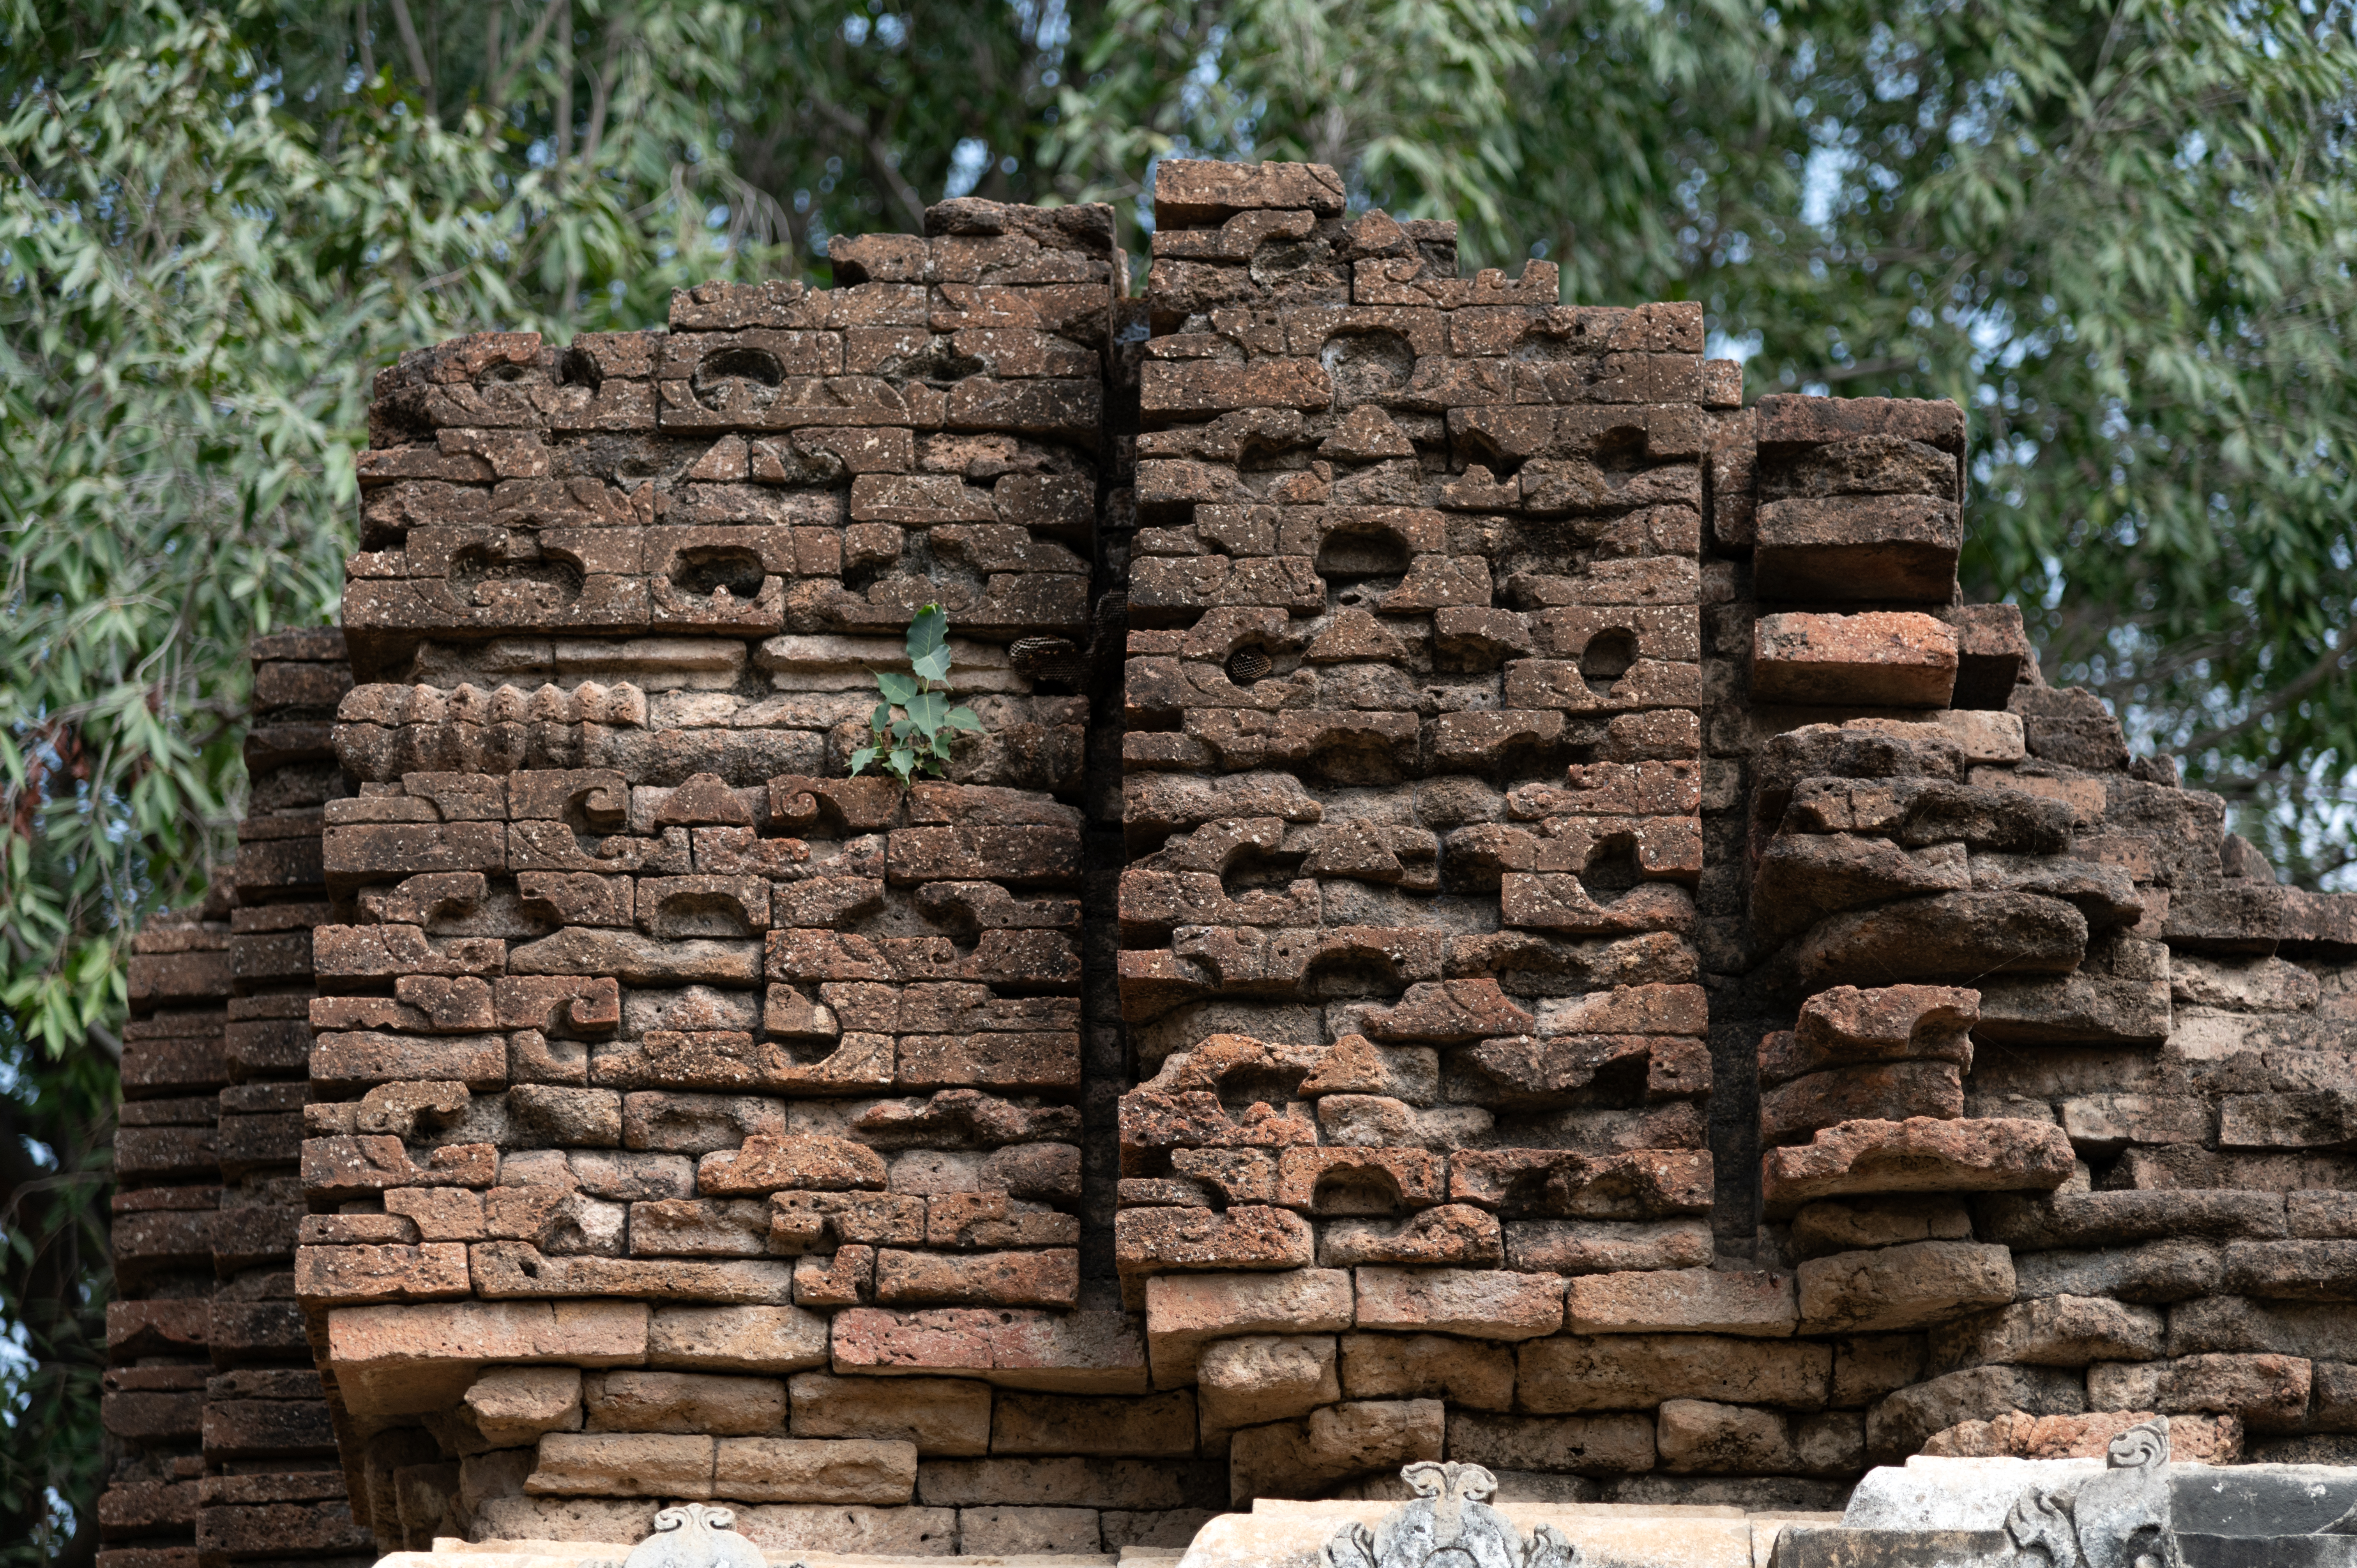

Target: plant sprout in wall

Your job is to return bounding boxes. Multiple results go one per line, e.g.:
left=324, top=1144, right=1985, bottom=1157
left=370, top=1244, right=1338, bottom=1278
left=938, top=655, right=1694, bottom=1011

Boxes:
left=850, top=604, right=985, bottom=788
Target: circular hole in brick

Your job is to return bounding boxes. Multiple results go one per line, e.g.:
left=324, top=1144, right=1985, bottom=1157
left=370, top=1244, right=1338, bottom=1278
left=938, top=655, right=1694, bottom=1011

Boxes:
left=1581, top=628, right=1638, bottom=695
left=1593, top=424, right=1648, bottom=471
left=1226, top=647, right=1273, bottom=685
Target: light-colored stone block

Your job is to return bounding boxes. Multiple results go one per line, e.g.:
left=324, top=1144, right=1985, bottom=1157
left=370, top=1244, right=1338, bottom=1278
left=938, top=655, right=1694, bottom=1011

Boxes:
left=1564, top=1270, right=1798, bottom=1338
left=712, top=1437, right=917, bottom=1504
left=525, top=1432, right=714, bottom=1498
left=648, top=1305, right=828, bottom=1373
left=1352, top=1268, right=1566, bottom=1340
left=1144, top=1271, right=1353, bottom=1385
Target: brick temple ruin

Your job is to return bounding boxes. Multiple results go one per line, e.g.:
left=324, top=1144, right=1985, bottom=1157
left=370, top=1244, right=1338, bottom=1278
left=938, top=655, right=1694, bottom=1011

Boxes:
left=96, top=159, right=2357, bottom=1568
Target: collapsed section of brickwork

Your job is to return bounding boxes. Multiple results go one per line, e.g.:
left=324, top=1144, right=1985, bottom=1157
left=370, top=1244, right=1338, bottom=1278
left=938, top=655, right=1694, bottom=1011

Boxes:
left=93, top=160, right=2357, bottom=1566
left=1703, top=393, right=2357, bottom=1475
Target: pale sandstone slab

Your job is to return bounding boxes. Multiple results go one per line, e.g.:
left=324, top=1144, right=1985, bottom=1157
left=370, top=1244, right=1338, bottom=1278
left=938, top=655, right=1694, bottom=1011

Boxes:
left=1198, top=1335, right=1339, bottom=1434
left=790, top=1370, right=992, bottom=1454
left=464, top=1366, right=583, bottom=1447
left=711, top=1436, right=917, bottom=1504
left=648, top=1305, right=828, bottom=1373
left=1761, top=1117, right=2074, bottom=1215
left=525, top=1431, right=714, bottom=1498
left=1352, top=1267, right=1567, bottom=1340
left=1143, top=1270, right=1353, bottom=1385
left=1794, top=1241, right=2014, bottom=1333
left=1336, top=1333, right=1514, bottom=1410
left=830, top=1305, right=1150, bottom=1394
left=582, top=1369, right=786, bottom=1435
left=329, top=1301, right=649, bottom=1417
left=728, top=1504, right=960, bottom=1555
left=1519, top=1335, right=1830, bottom=1413
left=1564, top=1269, right=1797, bottom=1338
left=958, top=1505, right=1103, bottom=1555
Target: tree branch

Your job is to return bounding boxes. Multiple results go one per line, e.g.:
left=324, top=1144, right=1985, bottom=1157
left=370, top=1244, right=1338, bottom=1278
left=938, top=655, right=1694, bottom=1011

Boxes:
left=386, top=0, right=436, bottom=121
left=486, top=0, right=565, bottom=111
left=2183, top=615, right=2357, bottom=756
left=1809, top=355, right=1922, bottom=384
left=808, top=91, right=929, bottom=232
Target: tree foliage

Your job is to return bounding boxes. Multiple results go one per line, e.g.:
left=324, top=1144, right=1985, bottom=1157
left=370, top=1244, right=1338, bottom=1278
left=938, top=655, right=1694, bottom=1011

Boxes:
left=4, top=0, right=2355, bottom=1556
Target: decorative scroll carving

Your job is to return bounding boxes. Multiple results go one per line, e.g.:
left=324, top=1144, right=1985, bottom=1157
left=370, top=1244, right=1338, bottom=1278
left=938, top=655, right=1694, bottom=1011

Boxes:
left=1325, top=1463, right=1578, bottom=1568
left=623, top=1504, right=766, bottom=1568
left=2004, top=1418, right=2179, bottom=1568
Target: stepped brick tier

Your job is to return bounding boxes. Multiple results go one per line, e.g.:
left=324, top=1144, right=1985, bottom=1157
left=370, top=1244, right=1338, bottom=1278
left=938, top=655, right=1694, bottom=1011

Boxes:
left=95, top=161, right=2357, bottom=1568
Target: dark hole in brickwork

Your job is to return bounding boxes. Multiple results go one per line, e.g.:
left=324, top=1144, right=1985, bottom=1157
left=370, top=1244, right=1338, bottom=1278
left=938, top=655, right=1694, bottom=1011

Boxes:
left=1581, top=628, right=1638, bottom=695
left=1584, top=833, right=1643, bottom=899
left=1317, top=527, right=1412, bottom=580
left=671, top=547, right=767, bottom=600
left=557, top=346, right=603, bottom=392
left=1592, top=425, right=1648, bottom=471
left=1304, top=951, right=1409, bottom=998
left=1225, top=647, right=1274, bottom=685
left=1223, top=846, right=1304, bottom=893
left=878, top=337, right=989, bottom=386
left=647, top=891, right=757, bottom=939
left=1217, top=1068, right=1305, bottom=1121
left=478, top=360, right=534, bottom=384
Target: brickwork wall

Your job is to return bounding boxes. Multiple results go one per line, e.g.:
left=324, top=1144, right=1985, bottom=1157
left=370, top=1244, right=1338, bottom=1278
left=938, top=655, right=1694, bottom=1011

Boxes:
left=1702, top=395, right=2357, bottom=1473
left=102, top=628, right=369, bottom=1568
left=1112, top=159, right=1739, bottom=1504
left=93, top=159, right=2357, bottom=1557
left=289, top=199, right=1217, bottom=1554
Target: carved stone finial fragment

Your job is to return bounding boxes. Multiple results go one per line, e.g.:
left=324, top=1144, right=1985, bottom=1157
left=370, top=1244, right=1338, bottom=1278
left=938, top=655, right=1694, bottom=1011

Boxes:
left=623, top=1503, right=766, bottom=1568
left=1324, top=1464, right=1580, bottom=1568
left=2003, top=1415, right=2177, bottom=1568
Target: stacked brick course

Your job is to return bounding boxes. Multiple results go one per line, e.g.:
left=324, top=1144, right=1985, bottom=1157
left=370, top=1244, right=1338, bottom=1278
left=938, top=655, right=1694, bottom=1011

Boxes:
left=93, top=159, right=2357, bottom=1556
left=102, top=629, right=368, bottom=1568
left=1704, top=390, right=2357, bottom=1474
left=289, top=199, right=1216, bottom=1554
left=1112, top=159, right=1741, bottom=1504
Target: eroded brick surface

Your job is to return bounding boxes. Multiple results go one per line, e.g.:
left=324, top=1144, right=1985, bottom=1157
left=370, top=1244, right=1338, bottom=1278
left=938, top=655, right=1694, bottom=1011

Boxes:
left=96, top=164, right=2357, bottom=1552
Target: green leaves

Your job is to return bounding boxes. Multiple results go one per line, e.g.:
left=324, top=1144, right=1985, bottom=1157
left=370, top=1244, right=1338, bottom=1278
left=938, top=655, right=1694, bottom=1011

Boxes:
left=848, top=604, right=984, bottom=789
left=908, top=603, right=952, bottom=682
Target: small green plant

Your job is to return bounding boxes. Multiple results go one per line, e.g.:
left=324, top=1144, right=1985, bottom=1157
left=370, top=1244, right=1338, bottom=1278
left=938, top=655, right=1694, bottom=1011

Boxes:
left=850, top=604, right=985, bottom=788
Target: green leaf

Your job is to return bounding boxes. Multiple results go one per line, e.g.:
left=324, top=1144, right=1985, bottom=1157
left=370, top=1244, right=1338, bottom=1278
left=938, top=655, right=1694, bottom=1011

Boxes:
left=874, top=671, right=920, bottom=706
left=906, top=690, right=950, bottom=735
left=908, top=603, right=951, bottom=681
left=848, top=747, right=876, bottom=775
left=945, top=706, right=985, bottom=733
left=888, top=747, right=917, bottom=777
